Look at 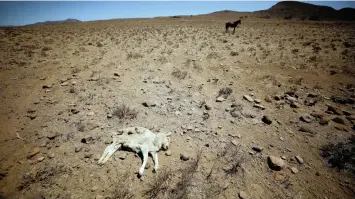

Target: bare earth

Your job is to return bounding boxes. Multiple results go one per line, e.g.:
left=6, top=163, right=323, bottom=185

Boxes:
left=0, top=15, right=354, bottom=199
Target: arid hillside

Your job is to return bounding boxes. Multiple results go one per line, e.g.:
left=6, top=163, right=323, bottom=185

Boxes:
left=0, top=14, right=355, bottom=199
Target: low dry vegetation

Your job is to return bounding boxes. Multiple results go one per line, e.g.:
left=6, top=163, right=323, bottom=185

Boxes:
left=0, top=13, right=355, bottom=199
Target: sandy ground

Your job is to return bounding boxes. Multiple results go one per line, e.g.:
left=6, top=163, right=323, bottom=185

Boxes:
left=0, top=16, right=355, bottom=199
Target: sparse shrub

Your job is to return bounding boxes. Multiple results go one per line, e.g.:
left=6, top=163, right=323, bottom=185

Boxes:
left=230, top=51, right=238, bottom=56
left=219, top=87, right=232, bottom=97
left=112, top=104, right=138, bottom=120
left=144, top=169, right=174, bottom=199
left=172, top=69, right=187, bottom=79
left=127, top=52, right=143, bottom=60
left=111, top=173, right=135, bottom=199
left=320, top=135, right=355, bottom=173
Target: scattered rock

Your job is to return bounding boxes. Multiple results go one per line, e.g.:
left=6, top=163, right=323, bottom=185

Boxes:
left=264, top=96, right=272, bottom=103
left=27, top=147, right=40, bottom=159
left=299, top=125, right=313, bottom=133
left=47, top=132, right=57, bottom=140
left=300, top=115, right=313, bottom=123
left=114, top=72, right=120, bottom=77
left=333, top=123, right=348, bottom=132
left=268, top=156, right=285, bottom=171
left=290, top=102, right=300, bottom=108
left=291, top=167, right=299, bottom=174
left=262, top=115, right=272, bottom=125
left=295, top=155, right=304, bottom=164
left=48, top=153, right=55, bottom=159
left=230, top=111, right=241, bottom=118
left=142, top=101, right=157, bottom=107
left=165, top=150, right=172, bottom=156
left=87, top=111, right=95, bottom=116
left=231, top=140, right=238, bottom=146
left=254, top=99, right=261, bottom=104
left=241, top=110, right=256, bottom=118
left=37, top=156, right=45, bottom=162
left=285, top=96, right=297, bottom=104
left=243, top=95, right=254, bottom=102
left=252, top=146, right=263, bottom=153
left=75, top=146, right=82, bottom=153
left=107, top=113, right=113, bottom=119
left=42, top=85, right=52, bottom=89
left=84, top=153, right=93, bottom=158
left=274, top=95, right=281, bottom=101
left=253, top=104, right=265, bottom=110
left=180, top=153, right=190, bottom=161
left=327, top=105, right=343, bottom=115
left=239, top=191, right=248, bottom=199
left=319, top=117, right=330, bottom=125
left=346, top=115, right=355, bottom=121
left=60, top=82, right=69, bottom=86
left=216, top=96, right=225, bottom=102
left=332, top=116, right=346, bottom=125
left=310, top=110, right=324, bottom=118
left=118, top=153, right=127, bottom=160
left=71, top=109, right=80, bottom=114
left=205, top=104, right=212, bottom=110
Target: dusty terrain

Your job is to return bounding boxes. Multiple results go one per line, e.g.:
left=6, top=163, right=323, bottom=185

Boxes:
left=0, top=15, right=355, bottom=199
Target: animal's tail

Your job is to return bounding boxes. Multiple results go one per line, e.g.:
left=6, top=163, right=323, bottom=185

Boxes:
left=98, top=143, right=121, bottom=165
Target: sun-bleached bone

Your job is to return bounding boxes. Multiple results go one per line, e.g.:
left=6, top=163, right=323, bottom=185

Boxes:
left=98, top=127, right=171, bottom=177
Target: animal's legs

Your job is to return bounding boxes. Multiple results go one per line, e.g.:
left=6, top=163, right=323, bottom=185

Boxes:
left=233, top=27, right=236, bottom=34
left=151, top=151, right=159, bottom=172
left=138, top=149, right=149, bottom=177
left=98, top=143, right=121, bottom=165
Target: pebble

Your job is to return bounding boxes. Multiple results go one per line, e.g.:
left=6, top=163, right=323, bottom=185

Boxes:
left=291, top=167, right=299, bottom=174
left=27, top=147, right=40, bottom=159
left=87, top=112, right=95, bottom=116
left=216, top=96, right=225, bottom=102
left=37, top=156, right=45, bottom=162
left=75, top=146, right=82, bottom=153
left=332, top=116, right=346, bottom=124
left=268, top=156, right=285, bottom=171
left=84, top=153, right=93, bottom=158
left=47, top=132, right=57, bottom=140
left=327, top=105, right=343, bottom=115
left=254, top=99, right=261, bottom=104
left=252, top=146, right=263, bottom=153
left=243, top=95, right=254, bottom=102
left=118, top=153, right=127, bottom=160
left=239, top=191, right=248, bottom=199
left=290, top=102, right=300, bottom=108
left=310, top=110, right=324, bottom=118
left=300, top=115, right=313, bottom=123
left=253, top=104, right=265, bottom=110
left=48, top=153, right=55, bottom=159
left=319, top=117, right=330, bottom=125
left=264, top=95, right=272, bottom=103
left=180, top=153, right=190, bottom=161
left=165, top=150, right=172, bottom=156
left=262, top=115, right=272, bottom=125
left=299, top=125, right=312, bottom=133
left=295, top=155, right=304, bottom=164
left=205, top=104, right=212, bottom=110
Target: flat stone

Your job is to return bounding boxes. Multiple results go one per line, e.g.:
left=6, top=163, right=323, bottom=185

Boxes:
left=333, top=123, right=348, bottom=132
left=180, top=153, right=190, bottom=161
left=27, top=147, right=40, bottom=159
left=300, top=115, right=313, bottom=123
left=264, top=95, right=272, bottom=103
left=319, top=117, right=330, bottom=125
left=295, top=155, right=304, bottom=164
left=118, top=153, right=127, bottom=160
left=165, top=150, right=172, bottom=156
left=87, top=112, right=95, bottom=116
left=205, top=104, right=212, bottom=110
left=252, top=146, right=263, bottom=153
left=310, top=110, right=324, bottom=118
left=327, top=105, right=343, bottom=115
left=239, top=191, right=248, bottom=199
left=262, top=115, right=272, bottom=125
left=254, top=99, right=261, bottom=104
left=84, top=153, right=93, bottom=158
left=291, top=167, right=299, bottom=174
left=75, top=146, right=82, bottom=153
left=47, top=132, right=57, bottom=140
left=243, top=95, right=254, bottom=102
left=253, top=104, right=265, bottom=110
left=216, top=96, right=225, bottom=102
left=332, top=116, right=346, bottom=124
left=37, top=156, right=45, bottom=162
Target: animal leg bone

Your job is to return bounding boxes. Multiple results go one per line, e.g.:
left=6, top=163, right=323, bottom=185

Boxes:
left=152, top=151, right=159, bottom=172
left=138, top=149, right=149, bottom=177
left=98, top=143, right=121, bottom=165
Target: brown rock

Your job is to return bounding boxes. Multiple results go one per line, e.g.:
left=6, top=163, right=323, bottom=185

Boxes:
left=327, top=105, right=343, bottom=115
left=47, top=132, right=57, bottom=140
left=291, top=167, right=299, bottom=174
left=264, top=95, right=272, bottom=103
left=332, top=116, right=346, bottom=125
left=239, top=191, right=248, bottom=199
left=262, top=115, right=272, bottom=125
left=319, top=117, right=330, bottom=125
left=27, top=147, right=40, bottom=159
left=295, top=155, right=304, bottom=164
left=268, top=156, right=285, bottom=171
left=243, top=95, right=254, bottom=102
left=333, top=123, right=348, bottom=132
left=310, top=110, right=324, bottom=118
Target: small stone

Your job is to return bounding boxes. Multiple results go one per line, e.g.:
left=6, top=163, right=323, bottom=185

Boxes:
left=295, top=155, right=304, bottom=164
left=37, top=156, right=45, bottom=162
left=243, top=95, right=254, bottom=102
left=333, top=123, right=348, bottom=132
left=300, top=115, right=313, bottom=123
left=268, top=156, right=285, bottom=171
left=216, top=96, right=225, bottom=102
left=42, top=85, right=52, bottom=89
left=281, top=156, right=287, bottom=160
left=231, top=140, right=238, bottom=146
left=94, top=155, right=100, bottom=161
left=262, top=115, right=272, bottom=125
left=75, top=146, right=82, bottom=153
left=47, top=132, right=57, bottom=140
left=84, top=153, right=93, bottom=158
left=180, top=153, right=190, bottom=161
left=27, top=147, right=40, bottom=159
left=61, top=82, right=69, bottom=86
left=327, top=105, right=343, bottom=115
left=285, top=96, right=297, bottom=104
left=290, top=102, right=300, bottom=108
left=230, top=111, right=241, bottom=118
left=252, top=146, right=263, bottom=153
left=118, top=153, right=127, bottom=160
left=241, top=110, right=256, bottom=118
left=114, top=72, right=120, bottom=77
left=291, top=167, right=299, bottom=174
left=142, top=101, right=157, bottom=107
left=205, top=104, right=212, bottom=110
left=71, top=109, right=80, bottom=114
left=165, top=150, right=172, bottom=156
left=274, top=95, right=281, bottom=101
left=332, top=116, right=346, bottom=124
left=254, top=99, right=261, bottom=104
left=107, top=114, right=113, bottom=118
left=239, top=191, right=248, bottom=199
left=253, top=104, right=265, bottom=110
left=310, top=110, right=324, bottom=118
left=48, top=153, right=55, bottom=159
left=319, top=117, right=330, bottom=125
left=265, top=96, right=272, bottom=103
left=145, top=162, right=151, bottom=169
left=87, top=112, right=95, bottom=116
left=299, top=125, right=312, bottom=133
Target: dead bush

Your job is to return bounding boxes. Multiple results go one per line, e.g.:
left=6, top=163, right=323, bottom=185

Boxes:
left=171, top=69, right=187, bottom=79
left=112, top=104, right=138, bottom=120
left=218, top=87, right=233, bottom=98
left=144, top=169, right=174, bottom=199
left=111, top=172, right=135, bottom=199
left=18, top=164, right=71, bottom=190
left=320, top=135, right=355, bottom=173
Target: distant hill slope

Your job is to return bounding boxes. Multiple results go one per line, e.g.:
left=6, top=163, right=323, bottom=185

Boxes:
left=256, top=1, right=355, bottom=20
left=26, top=18, right=81, bottom=26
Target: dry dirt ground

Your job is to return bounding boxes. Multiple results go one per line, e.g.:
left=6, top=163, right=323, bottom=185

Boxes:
left=0, top=16, right=355, bottom=199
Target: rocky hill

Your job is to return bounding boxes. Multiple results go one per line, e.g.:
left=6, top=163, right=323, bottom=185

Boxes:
left=26, top=18, right=81, bottom=26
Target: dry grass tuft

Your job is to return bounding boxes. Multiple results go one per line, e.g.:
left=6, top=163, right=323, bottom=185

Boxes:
left=172, top=69, right=188, bottom=79
left=111, top=172, right=135, bottom=199
left=144, top=169, right=174, bottom=199
left=112, top=104, right=138, bottom=120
